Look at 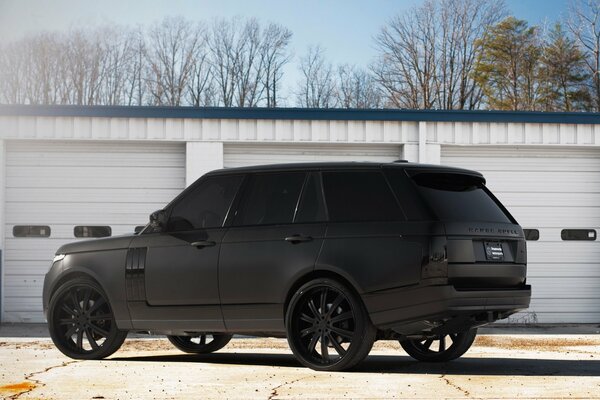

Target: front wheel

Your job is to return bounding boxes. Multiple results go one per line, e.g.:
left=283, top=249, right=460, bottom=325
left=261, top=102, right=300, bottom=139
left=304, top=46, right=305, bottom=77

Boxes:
left=400, top=328, right=477, bottom=362
left=47, top=277, right=127, bottom=360
left=286, top=278, right=376, bottom=371
left=167, top=334, right=232, bottom=354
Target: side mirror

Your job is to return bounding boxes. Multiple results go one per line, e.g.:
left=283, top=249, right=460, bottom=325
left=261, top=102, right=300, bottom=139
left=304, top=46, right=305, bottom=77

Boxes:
left=149, top=209, right=168, bottom=232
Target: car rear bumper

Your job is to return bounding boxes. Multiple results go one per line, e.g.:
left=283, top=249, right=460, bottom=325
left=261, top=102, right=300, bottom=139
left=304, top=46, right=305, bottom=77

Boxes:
left=363, top=284, right=531, bottom=332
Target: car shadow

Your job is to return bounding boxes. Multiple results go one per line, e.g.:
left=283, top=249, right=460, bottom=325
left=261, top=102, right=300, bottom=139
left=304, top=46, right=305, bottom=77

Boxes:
left=110, top=352, right=600, bottom=376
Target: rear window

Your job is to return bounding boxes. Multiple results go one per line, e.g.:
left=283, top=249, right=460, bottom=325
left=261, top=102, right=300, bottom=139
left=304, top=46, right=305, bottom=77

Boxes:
left=411, top=172, right=512, bottom=223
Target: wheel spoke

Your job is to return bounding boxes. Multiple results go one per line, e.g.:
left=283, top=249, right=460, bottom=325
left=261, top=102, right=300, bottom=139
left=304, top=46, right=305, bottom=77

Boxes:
left=61, top=304, right=75, bottom=316
left=320, top=334, right=329, bottom=361
left=439, top=336, right=446, bottom=352
left=300, top=313, right=316, bottom=324
left=89, top=323, right=109, bottom=338
left=88, top=314, right=111, bottom=321
left=326, top=294, right=344, bottom=318
left=307, top=299, right=320, bottom=319
left=319, top=288, right=328, bottom=315
left=329, top=325, right=353, bottom=339
left=58, top=318, right=75, bottom=325
left=64, top=325, right=77, bottom=339
left=76, top=329, right=84, bottom=349
left=327, top=333, right=346, bottom=356
left=88, top=298, right=106, bottom=314
left=82, top=288, right=92, bottom=312
left=422, top=339, right=433, bottom=350
left=200, top=335, right=206, bottom=346
left=307, top=332, right=320, bottom=353
left=300, top=326, right=316, bottom=338
left=85, top=328, right=99, bottom=350
left=329, top=311, right=352, bottom=324
left=70, top=290, right=81, bottom=312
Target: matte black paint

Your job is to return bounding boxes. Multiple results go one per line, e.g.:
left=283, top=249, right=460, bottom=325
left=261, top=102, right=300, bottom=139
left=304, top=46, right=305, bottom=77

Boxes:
left=43, top=162, right=531, bottom=338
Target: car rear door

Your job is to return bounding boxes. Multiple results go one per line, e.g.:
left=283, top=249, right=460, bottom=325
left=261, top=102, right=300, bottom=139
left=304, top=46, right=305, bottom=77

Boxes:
left=219, top=171, right=327, bottom=332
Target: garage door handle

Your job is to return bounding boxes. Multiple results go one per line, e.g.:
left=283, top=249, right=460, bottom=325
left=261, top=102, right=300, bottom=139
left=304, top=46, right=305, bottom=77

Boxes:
left=285, top=235, right=313, bottom=244
left=191, top=240, right=216, bottom=249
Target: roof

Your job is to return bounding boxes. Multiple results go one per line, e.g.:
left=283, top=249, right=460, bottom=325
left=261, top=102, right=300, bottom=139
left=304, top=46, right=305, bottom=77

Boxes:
left=1, top=104, right=600, bottom=124
left=206, top=161, right=485, bottom=178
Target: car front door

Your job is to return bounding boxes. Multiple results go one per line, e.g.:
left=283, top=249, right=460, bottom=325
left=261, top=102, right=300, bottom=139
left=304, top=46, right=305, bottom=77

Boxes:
left=128, top=173, right=243, bottom=329
left=219, top=172, right=327, bottom=332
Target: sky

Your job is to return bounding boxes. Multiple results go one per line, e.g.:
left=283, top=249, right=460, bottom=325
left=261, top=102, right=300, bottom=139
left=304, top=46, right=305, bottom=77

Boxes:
left=0, top=0, right=570, bottom=103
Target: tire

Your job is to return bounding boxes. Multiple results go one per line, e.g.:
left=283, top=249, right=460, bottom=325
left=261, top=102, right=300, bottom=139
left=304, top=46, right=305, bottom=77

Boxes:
left=285, top=278, right=376, bottom=371
left=167, top=334, right=233, bottom=354
left=400, top=328, right=477, bottom=362
left=47, top=277, right=127, bottom=360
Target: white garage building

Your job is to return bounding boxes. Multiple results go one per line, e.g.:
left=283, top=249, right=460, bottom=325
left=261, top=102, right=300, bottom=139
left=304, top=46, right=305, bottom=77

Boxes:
left=0, top=105, right=598, bottom=325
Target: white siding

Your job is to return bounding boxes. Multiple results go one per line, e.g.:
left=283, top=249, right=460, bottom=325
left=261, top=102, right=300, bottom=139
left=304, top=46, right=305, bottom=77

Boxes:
left=223, top=143, right=403, bottom=168
left=3, top=141, right=185, bottom=322
left=442, top=145, right=600, bottom=323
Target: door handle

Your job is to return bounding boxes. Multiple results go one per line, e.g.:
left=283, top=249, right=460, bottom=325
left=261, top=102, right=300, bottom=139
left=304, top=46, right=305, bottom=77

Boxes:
left=190, top=240, right=216, bottom=249
left=285, top=235, right=313, bottom=244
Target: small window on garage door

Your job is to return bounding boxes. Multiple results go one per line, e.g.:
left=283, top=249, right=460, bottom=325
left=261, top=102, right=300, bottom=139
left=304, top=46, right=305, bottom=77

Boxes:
left=13, top=225, right=51, bottom=238
left=74, top=226, right=112, bottom=238
left=561, top=229, right=596, bottom=241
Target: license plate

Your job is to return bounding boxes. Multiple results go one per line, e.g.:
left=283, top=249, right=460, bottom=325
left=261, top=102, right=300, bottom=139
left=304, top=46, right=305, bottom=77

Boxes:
left=484, top=241, right=504, bottom=261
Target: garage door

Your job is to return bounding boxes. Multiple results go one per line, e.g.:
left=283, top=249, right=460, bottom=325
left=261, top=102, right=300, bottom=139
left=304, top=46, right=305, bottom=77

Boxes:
left=3, top=141, right=185, bottom=322
left=442, top=146, right=600, bottom=323
left=224, top=143, right=403, bottom=168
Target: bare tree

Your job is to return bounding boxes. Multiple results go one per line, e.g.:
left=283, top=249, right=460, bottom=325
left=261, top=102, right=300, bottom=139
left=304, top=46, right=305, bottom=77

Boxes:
left=260, top=23, right=293, bottom=107
left=296, top=45, right=337, bottom=108
left=145, top=17, right=203, bottom=106
left=373, top=0, right=506, bottom=109
left=567, top=0, right=600, bottom=110
left=336, top=64, right=382, bottom=108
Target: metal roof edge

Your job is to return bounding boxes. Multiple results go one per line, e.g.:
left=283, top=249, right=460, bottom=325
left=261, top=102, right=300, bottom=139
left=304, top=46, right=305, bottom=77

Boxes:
left=1, top=104, right=600, bottom=124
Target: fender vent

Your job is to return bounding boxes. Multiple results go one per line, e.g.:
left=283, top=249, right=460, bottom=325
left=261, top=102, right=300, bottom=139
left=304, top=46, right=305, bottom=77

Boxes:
left=125, top=247, right=147, bottom=301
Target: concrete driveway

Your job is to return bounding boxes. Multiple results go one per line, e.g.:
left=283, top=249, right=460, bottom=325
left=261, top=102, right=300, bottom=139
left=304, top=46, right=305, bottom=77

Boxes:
left=0, top=325, right=599, bottom=399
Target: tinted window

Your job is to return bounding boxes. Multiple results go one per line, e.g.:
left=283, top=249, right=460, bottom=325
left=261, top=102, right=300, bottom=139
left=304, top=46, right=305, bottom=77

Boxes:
left=524, top=229, right=539, bottom=241
left=322, top=171, right=403, bottom=222
left=74, top=226, right=111, bottom=238
left=235, top=173, right=305, bottom=226
left=13, top=225, right=50, bottom=238
left=167, top=175, right=243, bottom=232
left=412, top=172, right=512, bottom=223
left=295, top=173, right=327, bottom=223
left=561, top=229, right=596, bottom=241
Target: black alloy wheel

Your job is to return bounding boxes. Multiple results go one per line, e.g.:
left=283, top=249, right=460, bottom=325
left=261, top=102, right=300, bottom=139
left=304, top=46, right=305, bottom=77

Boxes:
left=167, top=334, right=233, bottom=354
left=48, top=277, right=127, bottom=360
left=286, top=278, right=376, bottom=371
left=400, top=328, right=478, bottom=362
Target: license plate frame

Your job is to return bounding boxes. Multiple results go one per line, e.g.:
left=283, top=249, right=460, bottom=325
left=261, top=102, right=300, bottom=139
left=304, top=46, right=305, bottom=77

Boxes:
left=484, top=241, right=504, bottom=261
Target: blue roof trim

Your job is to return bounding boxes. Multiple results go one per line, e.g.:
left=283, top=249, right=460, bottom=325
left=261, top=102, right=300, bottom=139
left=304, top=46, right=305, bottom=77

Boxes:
left=1, top=104, right=600, bottom=124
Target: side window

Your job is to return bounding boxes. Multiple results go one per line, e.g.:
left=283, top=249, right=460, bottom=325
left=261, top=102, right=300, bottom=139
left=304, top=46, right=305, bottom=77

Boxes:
left=322, top=170, right=403, bottom=222
left=234, top=173, right=305, bottom=226
left=295, top=173, right=327, bottom=223
left=167, top=175, right=243, bottom=232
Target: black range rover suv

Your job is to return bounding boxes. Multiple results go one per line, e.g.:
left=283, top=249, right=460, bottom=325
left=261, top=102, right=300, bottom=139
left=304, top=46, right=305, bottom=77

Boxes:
left=43, top=162, right=531, bottom=371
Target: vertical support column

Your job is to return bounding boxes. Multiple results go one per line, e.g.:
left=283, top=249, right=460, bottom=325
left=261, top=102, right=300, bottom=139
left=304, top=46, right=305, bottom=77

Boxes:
left=0, top=139, right=5, bottom=322
left=418, top=121, right=427, bottom=163
left=185, top=142, right=224, bottom=187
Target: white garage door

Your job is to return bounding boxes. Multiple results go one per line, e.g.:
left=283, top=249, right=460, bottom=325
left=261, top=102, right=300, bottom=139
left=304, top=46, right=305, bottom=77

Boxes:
left=3, top=141, right=185, bottom=322
left=224, top=143, right=403, bottom=168
left=442, top=146, right=600, bottom=323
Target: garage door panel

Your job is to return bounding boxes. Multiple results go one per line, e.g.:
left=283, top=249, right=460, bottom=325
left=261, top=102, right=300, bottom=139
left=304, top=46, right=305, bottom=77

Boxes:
left=3, top=140, right=185, bottom=323
left=442, top=145, right=600, bottom=323
left=224, top=143, right=402, bottom=168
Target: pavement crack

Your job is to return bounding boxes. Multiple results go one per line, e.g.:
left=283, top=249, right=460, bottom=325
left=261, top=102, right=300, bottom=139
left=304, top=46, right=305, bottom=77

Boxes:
left=7, top=360, right=80, bottom=400
left=268, top=375, right=312, bottom=400
left=440, top=374, right=471, bottom=398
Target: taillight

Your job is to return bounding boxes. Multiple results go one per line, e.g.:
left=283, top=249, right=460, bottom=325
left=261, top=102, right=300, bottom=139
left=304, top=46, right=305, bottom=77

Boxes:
left=422, top=236, right=448, bottom=280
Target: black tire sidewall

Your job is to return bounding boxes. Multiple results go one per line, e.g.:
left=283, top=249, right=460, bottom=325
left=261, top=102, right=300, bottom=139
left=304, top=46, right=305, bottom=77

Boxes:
left=47, top=277, right=127, bottom=360
left=167, top=334, right=233, bottom=354
left=285, top=278, right=375, bottom=371
left=400, top=328, right=478, bottom=362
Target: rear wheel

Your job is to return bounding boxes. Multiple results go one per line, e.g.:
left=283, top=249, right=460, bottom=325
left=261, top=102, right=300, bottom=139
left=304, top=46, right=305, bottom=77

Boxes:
left=167, top=334, right=232, bottom=354
left=48, top=277, right=127, bottom=360
left=286, top=278, right=376, bottom=371
left=400, top=328, right=477, bottom=362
